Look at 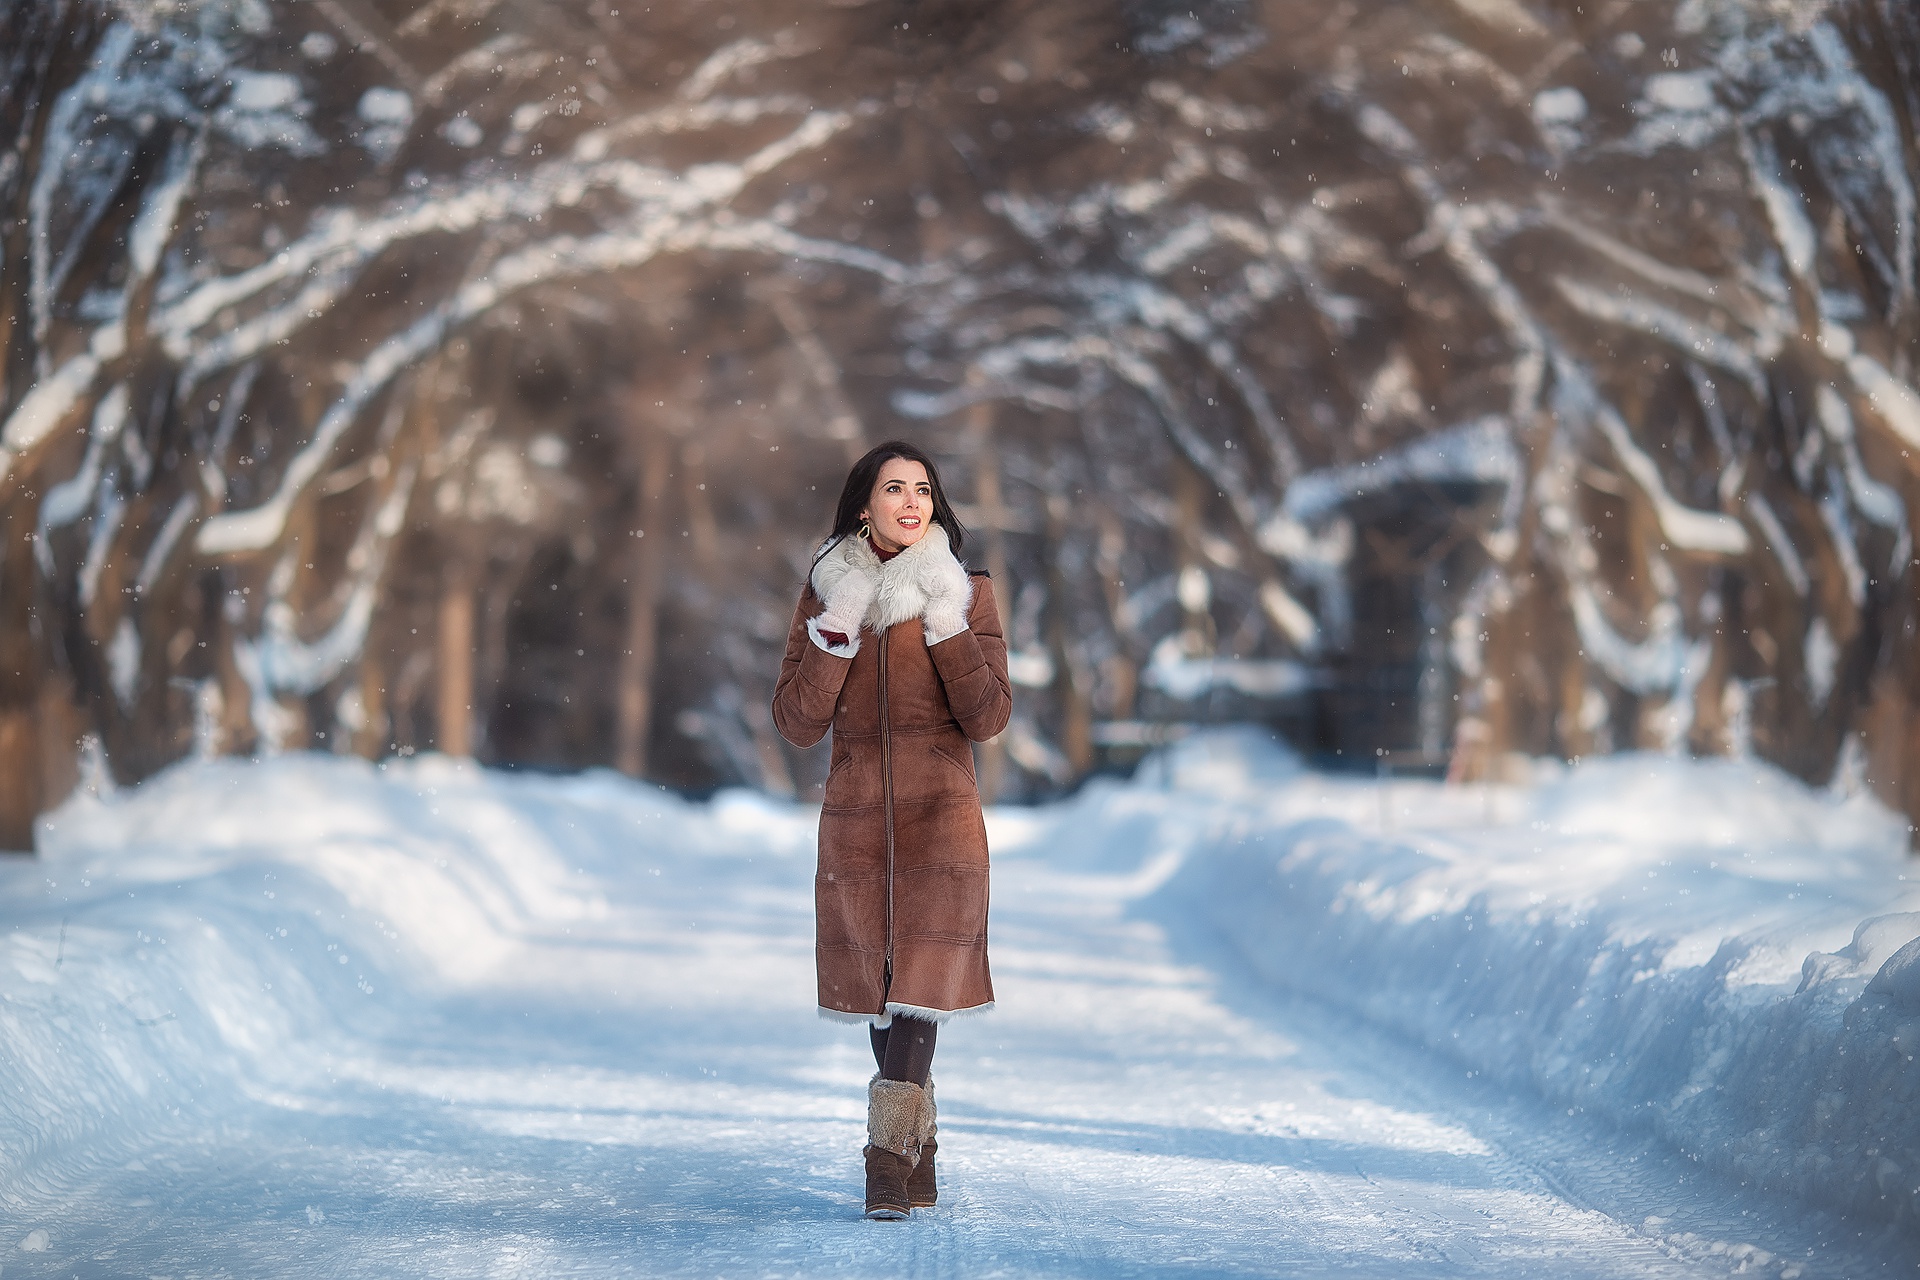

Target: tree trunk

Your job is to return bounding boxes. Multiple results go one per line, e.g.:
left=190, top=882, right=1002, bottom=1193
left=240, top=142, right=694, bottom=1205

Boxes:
left=0, top=500, right=43, bottom=850
left=616, top=428, right=673, bottom=779
left=0, top=710, right=38, bottom=852
left=1095, top=507, right=1137, bottom=722
left=1173, top=462, right=1217, bottom=657
left=1046, top=494, right=1094, bottom=776
left=967, top=401, right=1010, bottom=800
left=350, top=652, right=388, bottom=759
left=1864, top=662, right=1920, bottom=845
left=436, top=560, right=475, bottom=758
left=37, top=673, right=82, bottom=818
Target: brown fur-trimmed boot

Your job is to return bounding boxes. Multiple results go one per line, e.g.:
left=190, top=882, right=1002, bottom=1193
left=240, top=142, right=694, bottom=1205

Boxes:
left=907, top=1076, right=937, bottom=1207
left=863, top=1075, right=923, bottom=1220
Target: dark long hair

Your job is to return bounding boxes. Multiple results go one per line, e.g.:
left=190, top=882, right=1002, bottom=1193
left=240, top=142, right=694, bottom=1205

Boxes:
left=820, top=440, right=967, bottom=561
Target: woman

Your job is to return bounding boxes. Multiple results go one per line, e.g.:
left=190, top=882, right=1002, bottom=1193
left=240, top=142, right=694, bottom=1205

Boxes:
left=771, top=441, right=1013, bottom=1220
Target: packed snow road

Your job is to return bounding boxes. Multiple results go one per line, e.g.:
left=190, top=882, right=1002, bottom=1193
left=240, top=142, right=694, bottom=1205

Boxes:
left=0, top=749, right=1913, bottom=1276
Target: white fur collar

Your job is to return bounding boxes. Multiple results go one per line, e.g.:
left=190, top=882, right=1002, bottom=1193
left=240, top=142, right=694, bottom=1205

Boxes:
left=811, top=524, right=970, bottom=631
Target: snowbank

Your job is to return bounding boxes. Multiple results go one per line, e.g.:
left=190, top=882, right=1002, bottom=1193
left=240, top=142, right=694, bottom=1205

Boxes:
left=7, top=734, right=1919, bottom=1244
left=1094, top=732, right=1920, bottom=1234
left=0, top=754, right=808, bottom=1208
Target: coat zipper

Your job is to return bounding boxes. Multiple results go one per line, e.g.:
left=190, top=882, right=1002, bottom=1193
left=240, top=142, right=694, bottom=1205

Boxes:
left=878, top=625, right=896, bottom=983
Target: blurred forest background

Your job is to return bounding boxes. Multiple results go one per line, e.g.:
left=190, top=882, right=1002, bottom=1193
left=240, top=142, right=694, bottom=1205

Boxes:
left=3, top=0, right=1920, bottom=850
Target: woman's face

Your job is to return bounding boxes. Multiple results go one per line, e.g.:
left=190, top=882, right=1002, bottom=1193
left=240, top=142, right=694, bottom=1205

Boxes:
left=861, top=459, right=932, bottom=553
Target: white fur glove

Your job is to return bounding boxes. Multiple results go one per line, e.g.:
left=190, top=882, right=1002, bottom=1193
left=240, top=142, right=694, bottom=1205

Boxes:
left=807, top=561, right=878, bottom=656
left=921, top=546, right=973, bottom=646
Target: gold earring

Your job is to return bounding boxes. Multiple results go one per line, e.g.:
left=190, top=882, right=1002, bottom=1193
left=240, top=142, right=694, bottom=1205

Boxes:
left=858, top=520, right=871, bottom=541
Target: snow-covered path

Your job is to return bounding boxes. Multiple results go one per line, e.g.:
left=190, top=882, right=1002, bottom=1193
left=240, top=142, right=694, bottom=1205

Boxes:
left=1, top=753, right=1913, bottom=1276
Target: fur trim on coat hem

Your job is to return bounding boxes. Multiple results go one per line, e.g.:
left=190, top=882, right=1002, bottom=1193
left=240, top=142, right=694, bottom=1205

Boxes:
left=884, top=999, right=994, bottom=1024
left=818, top=1006, right=881, bottom=1026
left=818, top=1001, right=996, bottom=1028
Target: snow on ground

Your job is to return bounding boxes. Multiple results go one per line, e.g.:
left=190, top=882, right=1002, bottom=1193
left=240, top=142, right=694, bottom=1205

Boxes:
left=0, top=735, right=1914, bottom=1275
left=1126, top=732, right=1920, bottom=1233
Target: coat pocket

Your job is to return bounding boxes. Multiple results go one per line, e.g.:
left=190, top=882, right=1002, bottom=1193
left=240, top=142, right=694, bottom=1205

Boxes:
left=821, top=740, right=887, bottom=812
left=928, top=739, right=978, bottom=789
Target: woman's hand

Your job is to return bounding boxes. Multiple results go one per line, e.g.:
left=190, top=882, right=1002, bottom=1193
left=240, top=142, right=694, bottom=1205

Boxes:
left=921, top=551, right=972, bottom=646
left=810, top=561, right=879, bottom=653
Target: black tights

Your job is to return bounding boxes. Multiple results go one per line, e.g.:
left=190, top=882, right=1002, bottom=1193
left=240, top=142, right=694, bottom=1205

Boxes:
left=869, top=1015, right=937, bottom=1087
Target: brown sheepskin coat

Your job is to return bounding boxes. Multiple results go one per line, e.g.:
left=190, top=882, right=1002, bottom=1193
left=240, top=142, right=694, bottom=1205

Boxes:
left=771, top=531, right=1013, bottom=1025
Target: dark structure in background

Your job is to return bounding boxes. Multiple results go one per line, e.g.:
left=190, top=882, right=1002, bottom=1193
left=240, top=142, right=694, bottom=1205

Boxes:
left=3, top=0, right=1920, bottom=846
